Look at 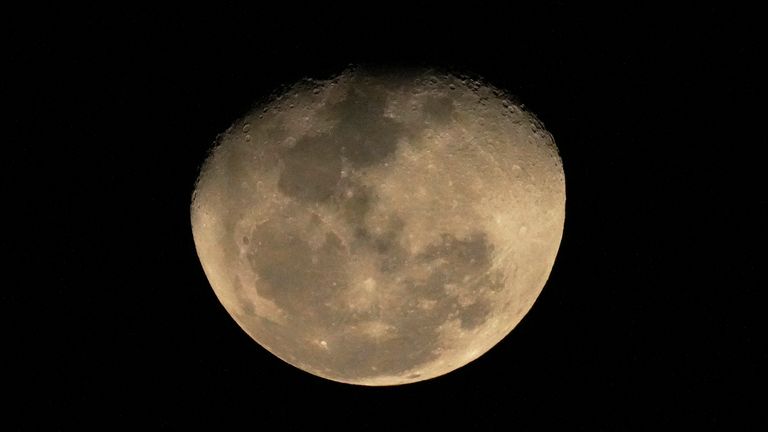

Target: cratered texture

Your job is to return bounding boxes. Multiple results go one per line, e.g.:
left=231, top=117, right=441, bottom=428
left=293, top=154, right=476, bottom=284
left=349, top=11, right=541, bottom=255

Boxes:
left=191, top=68, right=565, bottom=385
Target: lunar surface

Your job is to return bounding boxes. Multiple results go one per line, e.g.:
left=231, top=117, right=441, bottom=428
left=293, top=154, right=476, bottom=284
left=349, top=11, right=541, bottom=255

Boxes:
left=191, top=67, right=565, bottom=385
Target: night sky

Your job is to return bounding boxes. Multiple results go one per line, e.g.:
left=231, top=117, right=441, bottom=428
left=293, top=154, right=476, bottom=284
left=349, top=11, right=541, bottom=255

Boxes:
left=9, top=4, right=764, bottom=429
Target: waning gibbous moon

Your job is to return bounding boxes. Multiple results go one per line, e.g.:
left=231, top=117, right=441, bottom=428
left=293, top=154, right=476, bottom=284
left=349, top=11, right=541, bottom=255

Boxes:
left=190, top=67, right=565, bottom=386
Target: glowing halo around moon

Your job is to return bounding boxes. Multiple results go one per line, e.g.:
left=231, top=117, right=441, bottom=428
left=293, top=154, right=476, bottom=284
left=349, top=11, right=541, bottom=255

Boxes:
left=190, top=67, right=565, bottom=386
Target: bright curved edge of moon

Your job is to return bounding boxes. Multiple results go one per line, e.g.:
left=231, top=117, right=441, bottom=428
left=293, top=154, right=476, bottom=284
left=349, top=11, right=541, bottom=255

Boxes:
left=190, top=66, right=565, bottom=386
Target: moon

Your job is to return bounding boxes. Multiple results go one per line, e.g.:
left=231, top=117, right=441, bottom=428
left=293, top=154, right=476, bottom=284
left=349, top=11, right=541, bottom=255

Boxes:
left=191, top=67, right=565, bottom=385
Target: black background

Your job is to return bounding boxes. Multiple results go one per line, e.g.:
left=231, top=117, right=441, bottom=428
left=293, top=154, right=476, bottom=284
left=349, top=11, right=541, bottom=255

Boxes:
left=8, top=4, right=765, bottom=429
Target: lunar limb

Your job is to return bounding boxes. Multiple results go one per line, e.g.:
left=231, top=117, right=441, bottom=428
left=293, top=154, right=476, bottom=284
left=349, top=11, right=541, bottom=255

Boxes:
left=191, top=68, right=565, bottom=385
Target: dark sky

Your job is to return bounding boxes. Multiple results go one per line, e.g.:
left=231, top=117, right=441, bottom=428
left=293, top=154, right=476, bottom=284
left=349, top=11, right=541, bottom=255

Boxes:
left=9, top=4, right=764, bottom=429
